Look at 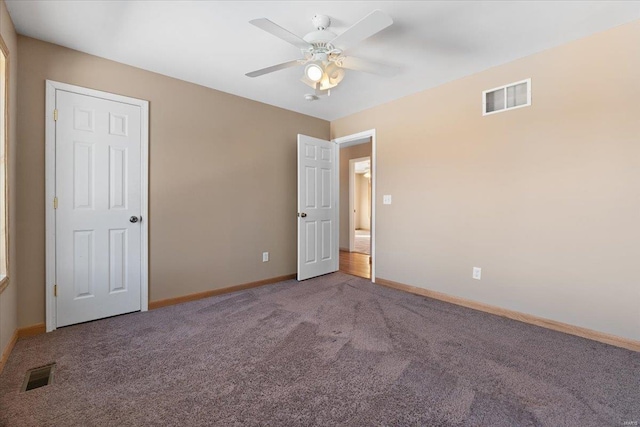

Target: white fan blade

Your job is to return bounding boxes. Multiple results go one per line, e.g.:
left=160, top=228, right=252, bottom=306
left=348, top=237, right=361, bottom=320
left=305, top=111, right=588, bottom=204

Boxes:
left=250, top=18, right=313, bottom=50
left=330, top=10, right=393, bottom=51
left=246, top=60, right=304, bottom=78
left=339, top=56, right=399, bottom=77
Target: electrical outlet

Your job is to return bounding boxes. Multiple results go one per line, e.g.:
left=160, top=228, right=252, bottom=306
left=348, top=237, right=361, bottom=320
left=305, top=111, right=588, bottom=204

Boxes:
left=472, top=267, right=481, bottom=280
left=383, top=195, right=392, bottom=205
left=262, top=252, right=269, bottom=262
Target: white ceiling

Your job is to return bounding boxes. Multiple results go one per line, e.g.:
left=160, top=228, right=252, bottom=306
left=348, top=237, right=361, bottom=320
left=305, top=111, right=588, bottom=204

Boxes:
left=6, top=1, right=640, bottom=121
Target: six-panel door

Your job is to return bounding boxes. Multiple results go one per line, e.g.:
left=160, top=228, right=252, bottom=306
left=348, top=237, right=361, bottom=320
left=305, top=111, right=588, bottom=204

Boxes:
left=297, top=134, right=338, bottom=280
left=55, top=90, right=142, bottom=327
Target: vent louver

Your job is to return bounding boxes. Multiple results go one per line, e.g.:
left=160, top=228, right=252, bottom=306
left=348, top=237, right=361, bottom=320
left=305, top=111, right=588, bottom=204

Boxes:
left=21, top=363, right=56, bottom=392
left=483, top=79, right=531, bottom=115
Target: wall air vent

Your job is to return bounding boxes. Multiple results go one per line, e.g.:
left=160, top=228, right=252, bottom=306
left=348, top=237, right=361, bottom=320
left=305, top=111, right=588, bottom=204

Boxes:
left=483, top=78, right=531, bottom=116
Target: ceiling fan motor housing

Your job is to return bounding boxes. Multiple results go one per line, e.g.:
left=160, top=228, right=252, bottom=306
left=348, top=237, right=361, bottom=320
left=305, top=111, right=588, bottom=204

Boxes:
left=303, top=30, right=337, bottom=47
left=303, top=16, right=341, bottom=59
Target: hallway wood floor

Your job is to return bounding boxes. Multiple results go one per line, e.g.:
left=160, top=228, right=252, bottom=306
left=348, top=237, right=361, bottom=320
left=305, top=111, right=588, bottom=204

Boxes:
left=339, top=250, right=371, bottom=279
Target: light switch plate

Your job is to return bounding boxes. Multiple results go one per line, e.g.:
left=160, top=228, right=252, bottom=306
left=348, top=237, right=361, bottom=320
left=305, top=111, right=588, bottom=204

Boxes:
left=383, top=195, right=392, bottom=205
left=262, top=252, right=269, bottom=262
left=472, top=267, right=481, bottom=280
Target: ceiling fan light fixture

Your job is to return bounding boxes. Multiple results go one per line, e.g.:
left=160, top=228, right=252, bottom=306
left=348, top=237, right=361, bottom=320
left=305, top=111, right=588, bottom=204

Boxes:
left=305, top=63, right=324, bottom=82
left=325, top=62, right=345, bottom=85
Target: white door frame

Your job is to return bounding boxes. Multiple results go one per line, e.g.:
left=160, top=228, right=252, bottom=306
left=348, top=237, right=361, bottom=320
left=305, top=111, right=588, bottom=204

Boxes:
left=349, top=156, right=371, bottom=252
left=333, top=129, right=377, bottom=282
left=45, top=80, right=149, bottom=332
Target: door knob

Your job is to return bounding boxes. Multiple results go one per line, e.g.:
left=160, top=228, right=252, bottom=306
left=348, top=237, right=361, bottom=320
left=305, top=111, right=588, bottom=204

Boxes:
left=298, top=213, right=307, bottom=218
left=129, top=216, right=140, bottom=223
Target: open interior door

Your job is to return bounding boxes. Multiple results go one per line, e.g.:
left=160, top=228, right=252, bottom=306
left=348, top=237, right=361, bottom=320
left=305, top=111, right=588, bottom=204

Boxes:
left=297, top=134, right=338, bottom=280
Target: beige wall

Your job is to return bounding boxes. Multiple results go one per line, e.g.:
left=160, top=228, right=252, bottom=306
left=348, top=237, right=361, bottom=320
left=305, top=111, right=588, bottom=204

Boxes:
left=17, top=36, right=329, bottom=327
left=8, top=15, right=640, bottom=342
left=0, top=0, right=18, bottom=354
left=339, top=142, right=371, bottom=249
left=332, top=20, right=640, bottom=341
left=355, top=173, right=370, bottom=230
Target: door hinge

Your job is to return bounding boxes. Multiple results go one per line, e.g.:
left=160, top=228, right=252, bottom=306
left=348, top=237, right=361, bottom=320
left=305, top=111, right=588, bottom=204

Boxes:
left=53, top=197, right=58, bottom=209
left=53, top=109, right=58, bottom=121
left=54, top=284, right=57, bottom=297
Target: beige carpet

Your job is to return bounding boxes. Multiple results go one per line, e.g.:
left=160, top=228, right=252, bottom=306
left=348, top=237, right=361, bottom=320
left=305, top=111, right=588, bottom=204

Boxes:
left=1, top=272, right=638, bottom=426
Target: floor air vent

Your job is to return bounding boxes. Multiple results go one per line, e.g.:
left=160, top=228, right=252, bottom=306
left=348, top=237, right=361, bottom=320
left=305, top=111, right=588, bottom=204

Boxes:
left=21, top=363, right=56, bottom=392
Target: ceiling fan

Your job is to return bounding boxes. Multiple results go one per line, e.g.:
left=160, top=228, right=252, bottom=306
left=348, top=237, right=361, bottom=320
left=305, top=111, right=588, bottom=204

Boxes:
left=245, top=10, right=398, bottom=96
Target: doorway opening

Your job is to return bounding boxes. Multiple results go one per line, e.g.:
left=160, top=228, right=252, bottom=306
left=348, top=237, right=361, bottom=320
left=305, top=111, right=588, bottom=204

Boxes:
left=334, top=130, right=376, bottom=281
left=350, top=157, right=371, bottom=255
